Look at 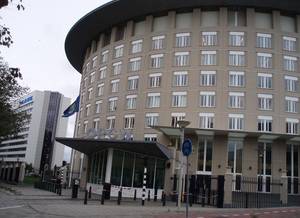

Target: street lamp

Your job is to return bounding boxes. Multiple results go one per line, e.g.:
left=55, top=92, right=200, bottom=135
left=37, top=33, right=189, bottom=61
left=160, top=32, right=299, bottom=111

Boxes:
left=176, top=120, right=190, bottom=210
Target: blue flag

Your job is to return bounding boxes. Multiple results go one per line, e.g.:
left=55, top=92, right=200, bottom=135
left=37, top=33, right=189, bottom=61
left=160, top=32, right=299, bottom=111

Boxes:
left=62, top=96, right=80, bottom=117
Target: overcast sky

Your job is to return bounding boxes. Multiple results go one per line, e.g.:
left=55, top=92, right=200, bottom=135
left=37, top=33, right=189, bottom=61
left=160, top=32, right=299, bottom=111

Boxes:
left=1, top=0, right=110, bottom=161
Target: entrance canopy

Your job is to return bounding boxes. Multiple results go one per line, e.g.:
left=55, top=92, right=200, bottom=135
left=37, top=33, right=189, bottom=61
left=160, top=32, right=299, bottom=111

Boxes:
left=56, top=137, right=171, bottom=159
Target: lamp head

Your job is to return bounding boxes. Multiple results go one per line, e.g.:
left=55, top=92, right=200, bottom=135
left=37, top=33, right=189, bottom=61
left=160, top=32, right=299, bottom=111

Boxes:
left=176, top=120, right=190, bottom=128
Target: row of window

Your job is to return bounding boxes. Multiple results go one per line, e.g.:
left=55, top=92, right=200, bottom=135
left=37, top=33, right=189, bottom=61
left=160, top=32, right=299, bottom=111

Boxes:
left=78, top=114, right=299, bottom=135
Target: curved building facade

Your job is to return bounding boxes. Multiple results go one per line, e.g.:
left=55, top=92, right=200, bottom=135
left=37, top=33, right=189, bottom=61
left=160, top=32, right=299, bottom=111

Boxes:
left=62, top=0, right=300, bottom=206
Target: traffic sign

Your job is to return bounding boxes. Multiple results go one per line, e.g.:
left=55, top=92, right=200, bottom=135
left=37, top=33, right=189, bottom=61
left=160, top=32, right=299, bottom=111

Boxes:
left=182, top=139, right=192, bottom=156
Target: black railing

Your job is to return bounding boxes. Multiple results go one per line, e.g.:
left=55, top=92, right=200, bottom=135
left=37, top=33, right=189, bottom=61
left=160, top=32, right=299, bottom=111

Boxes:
left=34, top=181, right=62, bottom=195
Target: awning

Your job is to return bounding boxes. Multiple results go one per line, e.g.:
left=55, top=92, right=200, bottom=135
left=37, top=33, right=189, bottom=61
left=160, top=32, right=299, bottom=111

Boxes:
left=55, top=137, right=171, bottom=159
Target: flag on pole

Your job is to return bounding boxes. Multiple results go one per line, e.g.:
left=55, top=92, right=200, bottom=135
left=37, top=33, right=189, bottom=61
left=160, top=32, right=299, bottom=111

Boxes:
left=62, top=96, right=80, bottom=117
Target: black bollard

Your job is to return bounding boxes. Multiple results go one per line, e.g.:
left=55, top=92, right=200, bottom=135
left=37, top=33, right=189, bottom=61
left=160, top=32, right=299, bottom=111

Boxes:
left=117, top=189, right=122, bottom=205
left=59, top=184, right=62, bottom=196
left=162, top=191, right=166, bottom=206
left=133, top=189, right=137, bottom=201
left=147, top=190, right=150, bottom=201
left=84, top=189, right=88, bottom=205
left=101, top=190, right=105, bottom=205
left=154, top=188, right=157, bottom=202
left=89, top=186, right=92, bottom=199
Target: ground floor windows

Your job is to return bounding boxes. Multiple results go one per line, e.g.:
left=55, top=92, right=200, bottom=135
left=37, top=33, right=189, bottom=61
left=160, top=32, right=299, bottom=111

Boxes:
left=89, top=150, right=107, bottom=184
left=287, top=144, right=299, bottom=194
left=257, top=142, right=272, bottom=193
left=197, top=139, right=212, bottom=174
left=228, top=140, right=243, bottom=191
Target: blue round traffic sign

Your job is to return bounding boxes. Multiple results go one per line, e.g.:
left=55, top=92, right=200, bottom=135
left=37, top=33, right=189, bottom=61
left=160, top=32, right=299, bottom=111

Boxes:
left=182, top=139, right=192, bottom=156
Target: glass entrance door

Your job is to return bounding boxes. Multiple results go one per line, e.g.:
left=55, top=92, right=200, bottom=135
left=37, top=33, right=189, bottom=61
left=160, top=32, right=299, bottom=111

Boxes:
left=228, top=140, right=243, bottom=191
left=287, top=144, right=299, bottom=194
left=257, top=142, right=272, bottom=192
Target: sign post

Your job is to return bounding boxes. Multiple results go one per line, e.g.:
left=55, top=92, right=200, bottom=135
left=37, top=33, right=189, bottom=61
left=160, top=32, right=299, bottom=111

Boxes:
left=182, top=139, right=192, bottom=218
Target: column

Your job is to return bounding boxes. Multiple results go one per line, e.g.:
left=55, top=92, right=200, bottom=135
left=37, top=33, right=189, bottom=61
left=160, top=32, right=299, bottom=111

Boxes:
left=18, top=162, right=25, bottom=183
left=223, top=167, right=233, bottom=208
left=11, top=164, right=16, bottom=183
left=105, top=148, right=114, bottom=183
left=280, top=171, right=288, bottom=206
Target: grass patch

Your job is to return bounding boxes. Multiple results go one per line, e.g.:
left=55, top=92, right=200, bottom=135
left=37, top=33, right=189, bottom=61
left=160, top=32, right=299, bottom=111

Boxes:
left=23, top=175, right=40, bottom=185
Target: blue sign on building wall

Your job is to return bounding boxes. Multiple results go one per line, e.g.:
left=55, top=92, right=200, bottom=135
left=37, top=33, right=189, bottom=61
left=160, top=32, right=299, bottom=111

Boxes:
left=19, top=96, right=33, bottom=106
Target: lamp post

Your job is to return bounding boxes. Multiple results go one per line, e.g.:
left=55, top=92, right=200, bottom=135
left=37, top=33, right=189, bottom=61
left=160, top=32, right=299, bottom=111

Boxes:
left=176, top=120, right=190, bottom=210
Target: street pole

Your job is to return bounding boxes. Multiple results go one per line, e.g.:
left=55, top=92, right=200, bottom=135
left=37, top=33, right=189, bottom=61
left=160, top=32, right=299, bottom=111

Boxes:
left=177, top=126, right=184, bottom=209
left=186, top=155, right=189, bottom=218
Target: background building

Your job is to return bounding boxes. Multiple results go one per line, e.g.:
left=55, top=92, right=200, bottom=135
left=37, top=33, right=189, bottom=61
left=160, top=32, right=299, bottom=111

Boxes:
left=0, top=90, right=70, bottom=182
left=61, top=0, right=300, bottom=206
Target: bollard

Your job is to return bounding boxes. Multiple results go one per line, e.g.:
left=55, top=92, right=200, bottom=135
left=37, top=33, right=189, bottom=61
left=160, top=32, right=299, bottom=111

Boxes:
left=154, top=188, right=157, bottom=202
left=117, top=188, right=122, bottom=205
left=162, top=191, right=166, bottom=206
left=84, top=189, right=88, bottom=205
left=148, top=190, right=150, bottom=201
left=133, top=189, right=137, bottom=201
left=101, top=190, right=105, bottom=205
left=59, top=184, right=62, bottom=196
left=189, top=193, right=193, bottom=207
left=89, top=186, right=92, bottom=199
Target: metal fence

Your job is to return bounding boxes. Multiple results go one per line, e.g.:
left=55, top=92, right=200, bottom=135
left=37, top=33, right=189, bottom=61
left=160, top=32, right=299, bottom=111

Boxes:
left=34, top=181, right=62, bottom=195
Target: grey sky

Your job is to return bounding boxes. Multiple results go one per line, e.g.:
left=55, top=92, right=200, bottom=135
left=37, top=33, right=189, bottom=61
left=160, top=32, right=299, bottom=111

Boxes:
left=1, top=0, right=110, bottom=161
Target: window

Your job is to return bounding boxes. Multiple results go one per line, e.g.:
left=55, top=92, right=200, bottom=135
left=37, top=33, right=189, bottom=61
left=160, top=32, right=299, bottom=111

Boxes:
left=131, top=40, right=143, bottom=54
left=92, top=118, right=100, bottom=130
left=176, top=13, right=192, bottom=28
left=146, top=93, right=160, bottom=108
left=228, top=92, right=245, bottom=108
left=174, top=52, right=189, bottom=66
left=286, top=118, right=299, bottom=135
left=133, top=20, right=145, bottom=36
left=108, top=97, right=118, bottom=112
left=175, top=33, right=191, bottom=47
left=201, top=51, right=217, bottom=65
left=228, top=140, right=243, bottom=191
left=257, top=142, right=272, bottom=192
left=284, top=56, right=297, bottom=71
left=144, top=134, right=157, bottom=142
left=92, top=56, right=98, bottom=68
left=106, top=116, right=116, bottom=129
left=173, top=71, right=188, bottom=86
left=229, top=32, right=245, bottom=46
left=145, top=113, right=159, bottom=127
left=198, top=138, right=213, bottom=173
left=199, top=113, right=214, bottom=129
left=129, top=57, right=141, bottom=71
left=95, top=100, right=102, bottom=114
left=229, top=114, right=244, bottom=130
left=112, top=62, right=122, bottom=75
left=114, top=45, right=124, bottom=58
left=257, top=116, right=272, bottom=132
left=257, top=53, right=272, bottom=68
left=202, top=32, right=217, bottom=46
left=152, top=35, right=165, bottom=50
left=87, top=88, right=93, bottom=100
left=99, top=67, right=107, bottom=79
left=258, top=94, right=273, bottom=110
left=126, top=95, right=137, bottom=110
left=285, top=76, right=298, bottom=92
left=200, top=71, right=216, bottom=86
left=83, top=121, right=88, bottom=134
left=97, top=83, right=104, bottom=96
left=255, top=12, right=272, bottom=29
left=171, top=113, right=186, bottom=127
left=229, top=51, right=245, bottom=66
left=171, top=91, right=187, bottom=107
left=83, top=77, right=87, bottom=89
left=148, top=73, right=162, bottom=88
left=110, top=79, right=119, bottom=93
left=283, top=36, right=297, bottom=52
left=285, top=97, right=298, bottom=113
left=201, top=11, right=218, bottom=27
left=228, top=10, right=246, bottom=26
left=90, top=72, right=96, bottom=84
left=280, top=15, right=296, bottom=33
left=127, top=76, right=139, bottom=90
left=229, top=71, right=245, bottom=87
left=115, top=25, right=125, bottom=41
left=257, top=73, right=272, bottom=89
left=151, top=54, right=163, bottom=68
left=101, top=50, right=109, bottom=64
left=200, top=91, right=215, bottom=107
left=124, top=115, right=135, bottom=129
left=286, top=144, right=299, bottom=194
left=85, top=104, right=91, bottom=117
left=256, top=33, right=272, bottom=49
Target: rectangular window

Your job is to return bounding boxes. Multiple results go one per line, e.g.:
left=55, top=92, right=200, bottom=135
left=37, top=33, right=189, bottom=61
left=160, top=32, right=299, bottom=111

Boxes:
left=200, top=71, right=216, bottom=86
left=229, top=114, right=244, bottom=130
left=92, top=119, right=100, bottom=130
left=85, top=104, right=91, bottom=117
left=145, top=113, right=159, bottom=127
left=285, top=76, right=298, bottom=92
left=229, top=51, right=245, bottom=66
left=228, top=92, right=245, bottom=108
left=95, top=100, right=102, bottom=114
left=146, top=93, right=160, bottom=108
left=129, top=57, right=141, bottom=71
left=256, top=33, right=272, bottom=49
left=174, top=52, right=189, bottom=66
left=148, top=73, right=162, bottom=88
left=229, top=32, right=245, bottom=47
left=175, top=32, right=191, bottom=47
left=114, top=45, right=124, bottom=58
left=200, top=91, right=216, bottom=107
left=257, top=73, right=272, bottom=89
left=144, top=134, right=157, bottom=142
left=90, top=72, right=96, bottom=84
left=257, top=53, right=272, bottom=69
left=257, top=116, right=272, bottom=132
left=201, top=51, right=217, bottom=65
left=124, top=115, right=135, bottom=129
left=126, top=76, right=138, bottom=91
left=97, top=83, right=104, bottom=96
left=258, top=94, right=273, bottom=110
left=112, top=62, right=122, bottom=75
left=171, top=112, right=186, bottom=127
left=110, top=79, right=119, bottom=93
left=201, top=11, right=218, bottom=27
left=284, top=56, right=297, bottom=71
left=99, top=67, right=107, bottom=79
left=106, top=116, right=116, bottom=129
left=198, top=139, right=213, bottom=173
left=286, top=118, right=299, bottom=135
left=202, top=32, right=217, bottom=46
left=228, top=140, right=243, bottom=189
left=173, top=71, right=188, bottom=86
left=126, top=95, right=137, bottom=110
left=199, top=113, right=214, bottom=129
left=283, top=36, right=297, bottom=52
left=131, top=40, right=143, bottom=54
left=171, top=91, right=187, bottom=107
left=87, top=88, right=93, bottom=100
left=92, top=56, right=98, bottom=68
left=229, top=71, right=245, bottom=87
left=108, top=97, right=118, bottom=112
left=101, top=50, right=109, bottom=64
left=257, top=142, right=272, bottom=192
left=151, top=54, right=164, bottom=68
left=285, top=96, right=298, bottom=113
left=83, top=121, right=88, bottom=134
left=152, top=35, right=165, bottom=50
